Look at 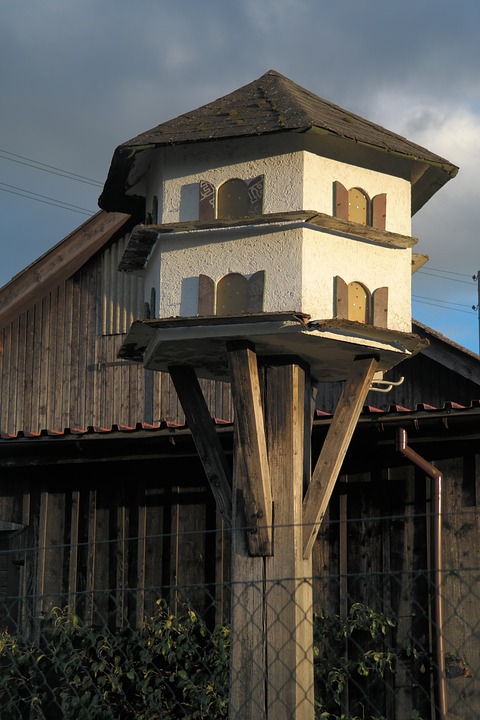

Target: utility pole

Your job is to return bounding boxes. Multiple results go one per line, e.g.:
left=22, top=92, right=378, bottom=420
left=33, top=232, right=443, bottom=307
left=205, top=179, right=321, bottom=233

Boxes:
left=473, top=271, right=480, bottom=354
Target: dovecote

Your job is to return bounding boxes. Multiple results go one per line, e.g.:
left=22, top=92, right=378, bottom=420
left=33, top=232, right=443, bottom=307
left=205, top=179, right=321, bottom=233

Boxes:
left=100, top=70, right=457, bottom=381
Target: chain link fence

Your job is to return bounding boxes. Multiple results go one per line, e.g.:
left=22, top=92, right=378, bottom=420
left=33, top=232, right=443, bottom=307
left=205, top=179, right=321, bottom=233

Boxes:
left=0, top=510, right=478, bottom=719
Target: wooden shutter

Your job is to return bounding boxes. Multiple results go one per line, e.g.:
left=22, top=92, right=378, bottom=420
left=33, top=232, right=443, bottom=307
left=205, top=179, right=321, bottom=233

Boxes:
left=372, top=286, right=389, bottom=328
left=198, top=274, right=215, bottom=315
left=334, top=276, right=348, bottom=319
left=247, top=271, right=265, bottom=312
left=199, top=180, right=215, bottom=221
left=372, top=193, right=387, bottom=230
left=247, top=176, right=265, bottom=215
left=333, top=181, right=348, bottom=220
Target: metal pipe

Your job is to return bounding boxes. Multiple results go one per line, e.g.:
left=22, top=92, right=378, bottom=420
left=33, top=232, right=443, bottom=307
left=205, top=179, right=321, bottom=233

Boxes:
left=397, top=427, right=447, bottom=720
left=369, top=376, right=405, bottom=393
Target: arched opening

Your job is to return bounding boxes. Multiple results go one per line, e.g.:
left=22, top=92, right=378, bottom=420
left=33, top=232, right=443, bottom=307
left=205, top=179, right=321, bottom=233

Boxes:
left=216, top=273, right=248, bottom=315
left=198, top=272, right=265, bottom=316
left=333, top=183, right=386, bottom=230
left=348, top=281, right=370, bottom=323
left=217, top=179, right=250, bottom=218
left=348, top=187, right=369, bottom=225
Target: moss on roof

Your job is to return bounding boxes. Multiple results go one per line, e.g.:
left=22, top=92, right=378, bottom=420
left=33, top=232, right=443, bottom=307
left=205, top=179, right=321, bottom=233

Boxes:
left=98, top=69, right=458, bottom=215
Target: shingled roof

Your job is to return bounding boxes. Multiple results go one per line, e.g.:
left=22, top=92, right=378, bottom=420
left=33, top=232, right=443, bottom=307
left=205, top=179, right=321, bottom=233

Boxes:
left=98, top=69, right=458, bottom=216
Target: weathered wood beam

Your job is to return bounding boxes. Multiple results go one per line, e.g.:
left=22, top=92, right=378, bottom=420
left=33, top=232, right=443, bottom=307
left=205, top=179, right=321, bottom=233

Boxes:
left=168, top=365, right=232, bottom=526
left=264, top=363, right=315, bottom=717
left=302, top=355, right=379, bottom=558
left=227, top=341, right=272, bottom=556
left=121, top=211, right=417, bottom=272
left=0, top=211, right=131, bottom=327
left=229, top=360, right=315, bottom=719
left=228, top=432, right=267, bottom=719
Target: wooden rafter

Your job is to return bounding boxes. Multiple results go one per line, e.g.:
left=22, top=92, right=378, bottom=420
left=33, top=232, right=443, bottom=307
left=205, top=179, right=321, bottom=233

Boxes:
left=0, top=211, right=131, bottom=327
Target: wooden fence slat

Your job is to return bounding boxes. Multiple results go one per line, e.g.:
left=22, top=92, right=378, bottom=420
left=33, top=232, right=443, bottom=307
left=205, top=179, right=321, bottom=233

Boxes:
left=136, top=487, right=147, bottom=628
left=84, top=490, right=97, bottom=626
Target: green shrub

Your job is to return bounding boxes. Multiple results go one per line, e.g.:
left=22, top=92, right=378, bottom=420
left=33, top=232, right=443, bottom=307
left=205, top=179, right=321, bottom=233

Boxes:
left=0, top=600, right=229, bottom=719
left=0, top=601, right=416, bottom=720
left=313, top=602, right=397, bottom=720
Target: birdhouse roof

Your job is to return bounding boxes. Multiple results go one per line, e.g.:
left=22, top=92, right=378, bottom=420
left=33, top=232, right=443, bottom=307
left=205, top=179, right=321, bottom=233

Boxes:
left=98, top=69, right=458, bottom=216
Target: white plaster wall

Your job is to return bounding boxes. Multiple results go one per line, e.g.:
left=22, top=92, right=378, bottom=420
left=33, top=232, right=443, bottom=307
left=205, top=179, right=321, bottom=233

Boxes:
left=151, top=141, right=305, bottom=222
left=153, top=225, right=304, bottom=318
left=145, top=139, right=411, bottom=236
left=145, top=223, right=411, bottom=331
left=302, top=153, right=412, bottom=235
left=302, top=226, right=412, bottom=331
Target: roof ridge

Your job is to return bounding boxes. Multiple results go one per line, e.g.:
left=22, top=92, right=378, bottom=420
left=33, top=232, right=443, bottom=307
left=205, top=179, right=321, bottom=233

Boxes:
left=99, top=69, right=458, bottom=216
left=113, top=69, right=456, bottom=165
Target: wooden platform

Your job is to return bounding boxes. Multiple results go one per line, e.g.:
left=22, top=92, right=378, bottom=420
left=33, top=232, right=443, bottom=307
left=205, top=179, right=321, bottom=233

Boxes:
left=118, top=312, right=428, bottom=382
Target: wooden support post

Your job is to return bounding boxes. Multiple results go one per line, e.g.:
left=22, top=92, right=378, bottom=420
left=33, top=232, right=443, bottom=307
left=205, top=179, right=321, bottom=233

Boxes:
left=229, top=355, right=314, bottom=719
left=302, top=355, right=379, bottom=558
left=227, top=341, right=272, bottom=556
left=229, top=459, right=268, bottom=719
left=264, top=362, right=314, bottom=718
left=170, top=349, right=375, bottom=718
left=168, top=364, right=233, bottom=526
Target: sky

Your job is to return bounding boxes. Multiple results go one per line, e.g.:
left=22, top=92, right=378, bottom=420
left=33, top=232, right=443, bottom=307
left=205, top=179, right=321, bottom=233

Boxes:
left=1, top=0, right=479, bottom=354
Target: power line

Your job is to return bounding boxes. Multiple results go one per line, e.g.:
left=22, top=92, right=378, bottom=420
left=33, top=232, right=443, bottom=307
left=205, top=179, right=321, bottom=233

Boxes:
left=416, top=270, right=475, bottom=286
left=412, top=294, right=473, bottom=309
left=0, top=182, right=95, bottom=216
left=412, top=297, right=475, bottom=315
left=419, top=266, right=472, bottom=279
left=0, top=148, right=103, bottom=187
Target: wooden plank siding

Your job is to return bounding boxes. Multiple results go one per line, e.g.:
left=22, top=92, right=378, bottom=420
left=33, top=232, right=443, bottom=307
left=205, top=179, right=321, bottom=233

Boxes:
left=1, top=446, right=480, bottom=717
left=0, top=230, right=233, bottom=435
left=441, top=454, right=480, bottom=718
left=310, top=452, right=480, bottom=720
left=314, top=351, right=480, bottom=415
left=370, top=351, right=480, bottom=410
left=0, top=461, right=227, bottom=633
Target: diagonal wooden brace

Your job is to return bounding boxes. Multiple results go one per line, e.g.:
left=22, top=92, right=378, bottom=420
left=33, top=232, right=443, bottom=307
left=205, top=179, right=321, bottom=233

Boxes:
left=168, top=364, right=233, bottom=526
left=227, top=341, right=273, bottom=556
left=302, top=355, right=379, bottom=559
